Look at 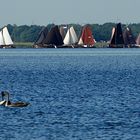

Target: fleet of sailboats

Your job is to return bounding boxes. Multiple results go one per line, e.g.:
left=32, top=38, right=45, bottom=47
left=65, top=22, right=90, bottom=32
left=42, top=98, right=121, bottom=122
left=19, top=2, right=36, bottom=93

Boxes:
left=0, top=26, right=14, bottom=48
left=109, top=23, right=139, bottom=48
left=33, top=24, right=95, bottom=48
left=1, top=23, right=140, bottom=49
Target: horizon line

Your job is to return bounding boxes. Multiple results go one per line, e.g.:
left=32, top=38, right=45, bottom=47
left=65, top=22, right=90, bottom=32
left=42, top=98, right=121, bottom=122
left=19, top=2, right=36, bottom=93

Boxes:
left=1, top=22, right=140, bottom=27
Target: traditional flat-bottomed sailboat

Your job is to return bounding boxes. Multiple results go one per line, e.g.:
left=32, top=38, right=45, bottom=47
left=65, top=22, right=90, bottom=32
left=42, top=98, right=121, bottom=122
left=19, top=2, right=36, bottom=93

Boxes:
left=77, top=25, right=95, bottom=48
left=63, top=26, right=78, bottom=48
left=0, top=26, right=14, bottom=48
left=33, top=27, right=48, bottom=48
left=109, top=23, right=124, bottom=48
left=123, top=27, right=136, bottom=48
left=43, top=25, right=63, bottom=48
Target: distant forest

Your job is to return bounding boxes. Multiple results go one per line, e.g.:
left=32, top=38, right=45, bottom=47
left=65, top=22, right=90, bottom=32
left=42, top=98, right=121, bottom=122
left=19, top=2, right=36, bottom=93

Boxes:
left=4, top=23, right=140, bottom=42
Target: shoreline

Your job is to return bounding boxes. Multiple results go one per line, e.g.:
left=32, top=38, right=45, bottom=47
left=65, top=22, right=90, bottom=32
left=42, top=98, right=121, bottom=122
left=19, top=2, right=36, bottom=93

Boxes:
left=14, top=42, right=109, bottom=48
left=14, top=42, right=140, bottom=48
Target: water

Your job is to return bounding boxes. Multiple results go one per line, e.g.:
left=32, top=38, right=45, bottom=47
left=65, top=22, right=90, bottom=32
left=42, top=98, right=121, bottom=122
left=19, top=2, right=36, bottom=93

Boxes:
left=0, top=48, right=140, bottom=140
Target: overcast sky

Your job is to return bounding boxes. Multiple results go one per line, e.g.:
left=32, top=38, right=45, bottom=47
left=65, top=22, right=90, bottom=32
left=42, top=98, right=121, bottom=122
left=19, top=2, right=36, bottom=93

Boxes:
left=0, top=0, right=139, bottom=27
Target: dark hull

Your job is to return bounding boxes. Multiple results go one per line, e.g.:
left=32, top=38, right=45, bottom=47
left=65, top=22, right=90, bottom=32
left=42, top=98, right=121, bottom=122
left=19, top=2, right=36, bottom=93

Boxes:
left=109, top=44, right=125, bottom=48
left=33, top=44, right=56, bottom=48
left=57, top=45, right=74, bottom=48
left=74, top=45, right=95, bottom=48
left=0, top=45, right=15, bottom=48
left=125, top=45, right=139, bottom=48
left=109, top=44, right=139, bottom=48
left=33, top=44, right=95, bottom=48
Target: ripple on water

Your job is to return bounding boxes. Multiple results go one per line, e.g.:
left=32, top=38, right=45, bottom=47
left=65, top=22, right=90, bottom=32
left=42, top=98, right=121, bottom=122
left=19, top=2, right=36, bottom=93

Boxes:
left=0, top=48, right=140, bottom=139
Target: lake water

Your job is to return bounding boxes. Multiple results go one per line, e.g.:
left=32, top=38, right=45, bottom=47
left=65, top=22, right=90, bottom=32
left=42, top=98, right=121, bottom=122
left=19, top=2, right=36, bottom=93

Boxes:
left=0, top=48, right=140, bottom=140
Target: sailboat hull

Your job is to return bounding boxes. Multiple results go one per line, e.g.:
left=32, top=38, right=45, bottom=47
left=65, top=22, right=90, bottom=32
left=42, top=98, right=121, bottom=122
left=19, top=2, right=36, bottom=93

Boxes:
left=74, top=45, right=95, bottom=48
left=57, top=45, right=74, bottom=48
left=109, top=44, right=125, bottom=48
left=33, top=44, right=56, bottom=48
left=109, top=44, right=138, bottom=48
left=0, top=45, right=15, bottom=48
left=33, top=44, right=95, bottom=48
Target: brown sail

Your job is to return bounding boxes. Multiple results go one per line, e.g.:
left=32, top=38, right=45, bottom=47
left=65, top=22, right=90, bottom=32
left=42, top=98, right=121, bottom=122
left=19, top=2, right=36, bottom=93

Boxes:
left=123, top=27, right=136, bottom=47
left=34, top=27, right=48, bottom=47
left=43, top=25, right=63, bottom=47
left=109, top=23, right=124, bottom=48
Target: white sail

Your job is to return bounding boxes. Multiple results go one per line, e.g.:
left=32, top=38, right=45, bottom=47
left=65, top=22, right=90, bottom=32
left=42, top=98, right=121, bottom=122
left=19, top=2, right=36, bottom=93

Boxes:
left=2, top=27, right=13, bottom=45
left=69, top=26, right=78, bottom=44
left=136, top=33, right=140, bottom=45
left=63, top=26, right=78, bottom=45
left=64, top=29, right=71, bottom=45
left=110, top=27, right=115, bottom=42
left=0, top=31, right=4, bottom=45
left=78, top=37, right=84, bottom=45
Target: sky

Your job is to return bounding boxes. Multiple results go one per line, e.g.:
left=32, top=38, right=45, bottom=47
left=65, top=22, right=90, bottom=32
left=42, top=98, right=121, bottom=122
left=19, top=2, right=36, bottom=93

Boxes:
left=0, top=0, right=140, bottom=27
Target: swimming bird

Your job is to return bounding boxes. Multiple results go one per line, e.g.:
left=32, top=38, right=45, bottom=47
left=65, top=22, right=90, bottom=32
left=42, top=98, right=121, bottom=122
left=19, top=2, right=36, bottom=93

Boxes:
left=1, top=91, right=29, bottom=107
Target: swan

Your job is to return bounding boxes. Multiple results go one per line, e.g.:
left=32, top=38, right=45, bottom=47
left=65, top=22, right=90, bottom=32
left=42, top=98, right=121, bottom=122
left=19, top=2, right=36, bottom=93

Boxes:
left=1, top=91, right=29, bottom=107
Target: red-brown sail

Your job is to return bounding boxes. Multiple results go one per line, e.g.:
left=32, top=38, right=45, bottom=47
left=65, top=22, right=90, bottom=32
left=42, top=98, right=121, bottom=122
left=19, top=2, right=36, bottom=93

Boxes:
left=79, top=25, right=95, bottom=46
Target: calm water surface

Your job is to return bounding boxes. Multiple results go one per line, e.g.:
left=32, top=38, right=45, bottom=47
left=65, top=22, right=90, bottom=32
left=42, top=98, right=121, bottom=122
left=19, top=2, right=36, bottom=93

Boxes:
left=0, top=48, right=140, bottom=140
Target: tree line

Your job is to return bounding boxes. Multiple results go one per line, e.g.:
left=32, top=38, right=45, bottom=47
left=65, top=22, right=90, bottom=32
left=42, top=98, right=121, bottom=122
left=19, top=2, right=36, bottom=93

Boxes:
left=4, top=23, right=140, bottom=43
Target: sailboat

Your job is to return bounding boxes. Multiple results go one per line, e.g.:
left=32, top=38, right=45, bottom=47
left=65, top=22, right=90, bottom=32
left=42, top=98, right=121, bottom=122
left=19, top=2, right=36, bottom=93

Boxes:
left=0, top=26, right=14, bottom=48
left=63, top=26, right=78, bottom=48
left=43, top=25, right=63, bottom=48
left=109, top=23, right=124, bottom=48
left=123, top=27, right=136, bottom=48
left=33, top=27, right=48, bottom=48
left=78, top=25, right=95, bottom=48
left=136, top=33, right=140, bottom=47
